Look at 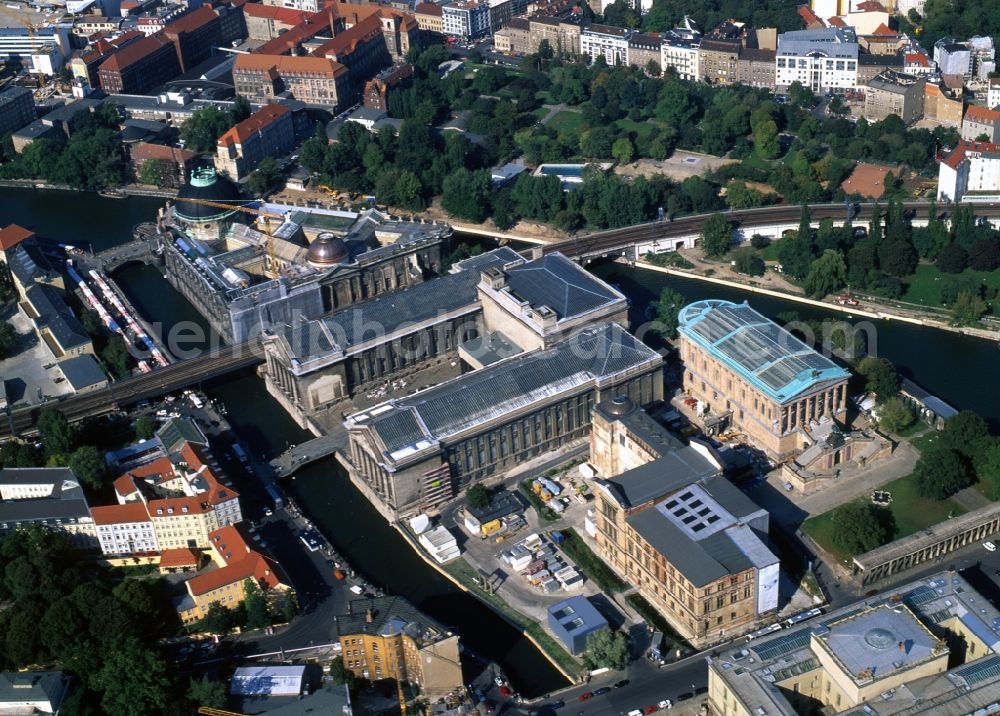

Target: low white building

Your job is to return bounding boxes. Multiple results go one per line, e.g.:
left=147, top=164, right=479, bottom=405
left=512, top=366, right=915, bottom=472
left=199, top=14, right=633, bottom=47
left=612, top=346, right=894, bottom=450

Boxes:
left=419, top=525, right=461, bottom=563
left=231, top=665, right=306, bottom=697
left=937, top=139, right=1000, bottom=203
left=775, top=27, right=858, bottom=93
left=580, top=24, right=631, bottom=66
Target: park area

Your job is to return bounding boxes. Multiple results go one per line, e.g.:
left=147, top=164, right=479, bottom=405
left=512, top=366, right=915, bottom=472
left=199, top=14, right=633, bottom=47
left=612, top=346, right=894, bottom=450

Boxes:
left=901, top=264, right=1000, bottom=308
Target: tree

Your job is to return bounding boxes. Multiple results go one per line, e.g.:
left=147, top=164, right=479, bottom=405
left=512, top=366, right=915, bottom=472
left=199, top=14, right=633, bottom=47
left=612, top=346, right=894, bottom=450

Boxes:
left=978, top=441, right=1000, bottom=501
left=466, top=483, right=491, bottom=510
left=732, top=247, right=765, bottom=276
left=102, top=334, right=131, bottom=379
left=856, top=356, right=899, bottom=402
left=247, top=156, right=281, bottom=196
left=611, top=137, right=635, bottom=165
left=936, top=242, right=968, bottom=273
left=329, top=656, right=356, bottom=688
left=37, top=409, right=74, bottom=459
left=137, top=159, right=169, bottom=186
left=700, top=213, right=732, bottom=257
left=914, top=445, right=971, bottom=500
left=196, top=603, right=237, bottom=635
left=876, top=397, right=915, bottom=434
left=968, top=238, right=1000, bottom=272
left=650, top=288, right=685, bottom=339
left=0, top=322, right=17, bottom=359
left=243, top=579, right=269, bottom=630
left=441, top=168, right=492, bottom=223
left=188, top=676, right=227, bottom=710
left=134, top=415, right=157, bottom=441
left=950, top=291, right=988, bottom=326
left=829, top=502, right=892, bottom=556
left=753, top=118, right=780, bottom=159
left=230, top=94, right=252, bottom=124
left=802, top=250, right=847, bottom=299
left=69, top=446, right=107, bottom=490
left=94, top=635, right=170, bottom=716
left=582, top=627, right=629, bottom=671
left=941, top=410, right=990, bottom=460
left=878, top=240, right=917, bottom=277
left=179, top=106, right=233, bottom=154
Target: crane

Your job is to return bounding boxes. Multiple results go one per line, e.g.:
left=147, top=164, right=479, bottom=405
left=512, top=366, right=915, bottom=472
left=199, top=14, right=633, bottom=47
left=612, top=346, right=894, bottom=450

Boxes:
left=197, top=708, right=247, bottom=716
left=170, top=197, right=286, bottom=271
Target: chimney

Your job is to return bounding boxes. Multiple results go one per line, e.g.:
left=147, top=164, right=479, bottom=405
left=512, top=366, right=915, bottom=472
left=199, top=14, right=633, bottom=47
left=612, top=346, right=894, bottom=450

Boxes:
left=366, top=608, right=375, bottom=624
left=898, top=641, right=904, bottom=652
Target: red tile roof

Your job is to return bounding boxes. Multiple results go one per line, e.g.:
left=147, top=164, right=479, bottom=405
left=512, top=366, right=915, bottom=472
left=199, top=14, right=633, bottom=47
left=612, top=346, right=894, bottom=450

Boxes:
left=965, top=104, right=1000, bottom=126
left=871, top=22, right=894, bottom=35
left=131, top=142, right=196, bottom=164
left=91, top=502, right=152, bottom=525
left=234, top=52, right=347, bottom=77
left=209, top=525, right=251, bottom=565
left=854, top=0, right=886, bottom=10
left=253, top=9, right=336, bottom=55
left=218, top=103, right=290, bottom=147
left=414, top=2, right=442, bottom=16
left=840, top=162, right=901, bottom=200
left=797, top=5, right=822, bottom=27
left=905, top=52, right=930, bottom=67
left=159, top=547, right=201, bottom=568
left=313, top=13, right=381, bottom=59
left=186, top=552, right=285, bottom=595
left=0, top=224, right=34, bottom=251
left=242, top=3, right=310, bottom=25
left=940, top=139, right=1000, bottom=170
left=826, top=16, right=846, bottom=27
left=98, top=33, right=173, bottom=73
left=150, top=495, right=211, bottom=516
left=163, top=5, right=218, bottom=36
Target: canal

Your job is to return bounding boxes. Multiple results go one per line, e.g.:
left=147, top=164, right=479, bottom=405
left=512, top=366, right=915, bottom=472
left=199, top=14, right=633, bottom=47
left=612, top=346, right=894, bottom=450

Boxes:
left=7, top=187, right=1000, bottom=694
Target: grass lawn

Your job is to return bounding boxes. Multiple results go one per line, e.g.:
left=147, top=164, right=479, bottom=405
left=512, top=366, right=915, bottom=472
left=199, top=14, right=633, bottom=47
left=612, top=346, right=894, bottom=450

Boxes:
left=759, top=237, right=786, bottom=262
left=548, top=110, right=585, bottom=134
left=902, top=263, right=1000, bottom=308
left=614, top=118, right=660, bottom=142
left=531, top=107, right=549, bottom=121
left=803, top=471, right=966, bottom=563
left=558, top=528, right=628, bottom=593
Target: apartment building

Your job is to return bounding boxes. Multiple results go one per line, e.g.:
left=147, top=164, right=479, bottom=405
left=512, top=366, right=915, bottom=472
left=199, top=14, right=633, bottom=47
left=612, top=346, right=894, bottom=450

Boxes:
left=699, top=21, right=742, bottom=84
left=233, top=54, right=349, bottom=108
left=337, top=596, right=463, bottom=696
left=71, top=16, right=124, bottom=40
left=494, top=17, right=530, bottom=54
left=527, top=15, right=581, bottom=57
left=414, top=3, right=444, bottom=35
left=775, top=27, right=859, bottom=93
left=176, top=525, right=289, bottom=624
left=160, top=6, right=222, bottom=73
left=0, top=468, right=97, bottom=548
left=442, top=1, right=491, bottom=39
left=937, top=139, right=1000, bottom=203
left=261, top=0, right=320, bottom=13
left=580, top=24, right=630, bottom=66
left=933, top=37, right=971, bottom=78
left=71, top=31, right=144, bottom=87
left=97, top=33, right=181, bottom=94
left=961, top=104, right=1000, bottom=143
left=91, top=502, right=158, bottom=555
left=215, top=104, right=295, bottom=181
left=0, top=87, right=35, bottom=137
left=626, top=31, right=660, bottom=71
left=363, top=63, right=413, bottom=111
left=677, top=300, right=850, bottom=459
left=737, top=48, right=776, bottom=89
left=989, top=76, right=1000, bottom=109
left=590, top=397, right=779, bottom=648
left=863, top=69, right=925, bottom=123
left=130, top=142, right=197, bottom=188
left=661, top=30, right=700, bottom=81
left=243, top=4, right=310, bottom=41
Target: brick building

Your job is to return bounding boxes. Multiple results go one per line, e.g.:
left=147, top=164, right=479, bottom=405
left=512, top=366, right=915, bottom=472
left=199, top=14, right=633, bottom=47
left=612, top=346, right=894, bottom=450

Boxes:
left=70, top=31, right=144, bottom=87
left=131, top=141, right=197, bottom=188
left=362, top=62, right=413, bottom=111
left=699, top=21, right=742, bottom=84
left=215, top=104, right=296, bottom=181
left=161, top=6, right=222, bottom=73
left=243, top=3, right=311, bottom=40
left=97, top=33, right=181, bottom=94
left=234, top=53, right=349, bottom=108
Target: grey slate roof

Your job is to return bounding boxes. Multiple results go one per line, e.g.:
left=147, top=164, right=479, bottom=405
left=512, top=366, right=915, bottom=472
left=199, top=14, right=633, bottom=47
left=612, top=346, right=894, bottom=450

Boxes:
left=156, top=417, right=208, bottom=451
left=0, top=467, right=77, bottom=486
left=502, top=253, right=623, bottom=320
left=23, top=283, right=91, bottom=352
left=57, top=354, right=107, bottom=391
left=335, top=596, right=449, bottom=646
left=0, top=474, right=92, bottom=525
left=598, top=446, right=719, bottom=508
left=0, top=671, right=70, bottom=714
left=362, top=323, right=661, bottom=453
left=450, top=245, right=521, bottom=273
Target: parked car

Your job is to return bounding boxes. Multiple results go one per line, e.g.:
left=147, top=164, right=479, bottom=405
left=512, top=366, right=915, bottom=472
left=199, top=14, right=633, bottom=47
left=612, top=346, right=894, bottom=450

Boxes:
left=593, top=687, right=610, bottom=696
left=550, top=701, right=565, bottom=710
left=614, top=680, right=630, bottom=689
left=985, top=541, right=997, bottom=552
left=643, top=706, right=658, bottom=714
left=657, top=700, right=672, bottom=710
left=578, top=692, right=593, bottom=702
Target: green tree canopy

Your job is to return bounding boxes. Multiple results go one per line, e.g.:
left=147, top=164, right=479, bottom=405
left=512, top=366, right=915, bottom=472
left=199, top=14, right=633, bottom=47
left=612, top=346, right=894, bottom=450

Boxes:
left=941, top=411, right=991, bottom=461
left=732, top=247, right=765, bottom=276
left=243, top=579, right=269, bottom=630
left=188, top=676, right=227, bottom=710
left=441, top=168, right=492, bottom=223
left=134, top=415, right=157, bottom=441
left=582, top=627, right=630, bottom=670
left=829, top=502, right=893, bottom=556
left=876, top=397, right=915, bottom=434
left=856, top=356, right=900, bottom=402
left=650, top=288, right=686, bottom=339
left=180, top=107, right=233, bottom=154
left=0, top=322, right=17, bottom=360
left=466, top=483, right=491, bottom=510
left=247, top=156, right=282, bottom=197
left=700, top=213, right=732, bottom=257
left=802, top=249, right=847, bottom=299
left=914, top=445, right=971, bottom=500
left=37, top=409, right=75, bottom=459
left=69, top=446, right=107, bottom=490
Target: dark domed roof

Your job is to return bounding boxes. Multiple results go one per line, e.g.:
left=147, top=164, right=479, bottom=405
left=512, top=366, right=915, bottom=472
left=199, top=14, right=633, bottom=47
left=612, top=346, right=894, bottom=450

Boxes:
left=306, top=233, right=349, bottom=266
left=601, top=395, right=635, bottom=418
left=174, top=167, right=241, bottom=222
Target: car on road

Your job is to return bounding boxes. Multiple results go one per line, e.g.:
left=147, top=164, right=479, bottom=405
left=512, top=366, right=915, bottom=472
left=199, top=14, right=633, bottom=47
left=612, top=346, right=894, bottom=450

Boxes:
left=985, top=541, right=997, bottom=552
left=549, top=701, right=565, bottom=710
left=695, top=687, right=707, bottom=696
left=627, top=709, right=642, bottom=716
left=614, top=680, right=630, bottom=689
left=643, top=706, right=658, bottom=714
left=676, top=693, right=693, bottom=702
left=657, top=700, right=672, bottom=709
left=593, top=687, right=610, bottom=696
left=578, top=692, right=593, bottom=701
left=263, top=507, right=273, bottom=517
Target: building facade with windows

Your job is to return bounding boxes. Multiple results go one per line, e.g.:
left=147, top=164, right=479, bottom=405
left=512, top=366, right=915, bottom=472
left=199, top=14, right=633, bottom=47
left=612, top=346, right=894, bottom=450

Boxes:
left=337, top=596, right=463, bottom=697
left=215, top=104, right=295, bottom=181
left=0, top=87, right=36, bottom=137
left=97, top=33, right=181, bottom=94
left=937, top=139, right=1000, bottom=203
left=442, top=1, right=491, bottom=39
left=737, top=48, right=776, bottom=89
left=775, top=27, right=858, bottom=93
left=580, top=24, right=631, bottom=66
left=677, top=300, right=851, bottom=459
left=590, top=397, right=779, bottom=648
left=864, top=69, right=925, bottom=123
left=233, top=54, right=349, bottom=108
left=660, top=31, right=700, bottom=80
left=698, top=21, right=742, bottom=84
left=0, top=468, right=97, bottom=548
left=527, top=15, right=581, bottom=57
left=961, top=104, right=1000, bottom=143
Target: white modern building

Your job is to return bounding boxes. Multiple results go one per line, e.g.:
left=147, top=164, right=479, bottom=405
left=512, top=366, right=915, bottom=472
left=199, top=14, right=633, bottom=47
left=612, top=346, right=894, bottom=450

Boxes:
left=989, top=77, right=1000, bottom=109
left=442, top=0, right=490, bottom=39
left=775, top=27, right=859, bottom=93
left=661, top=29, right=700, bottom=80
left=0, top=26, right=70, bottom=73
left=933, top=38, right=972, bottom=78
left=937, top=139, right=1000, bottom=203
left=91, top=503, right=160, bottom=556
left=580, top=24, right=631, bottom=66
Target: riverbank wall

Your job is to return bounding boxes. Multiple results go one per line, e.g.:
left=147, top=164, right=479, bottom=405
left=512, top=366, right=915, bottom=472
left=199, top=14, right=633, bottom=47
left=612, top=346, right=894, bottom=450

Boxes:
left=0, top=179, right=175, bottom=199
left=632, top=260, right=1000, bottom=342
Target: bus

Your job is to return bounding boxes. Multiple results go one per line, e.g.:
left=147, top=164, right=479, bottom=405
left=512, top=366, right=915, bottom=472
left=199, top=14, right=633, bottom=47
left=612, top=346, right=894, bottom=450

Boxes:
left=231, top=443, right=248, bottom=463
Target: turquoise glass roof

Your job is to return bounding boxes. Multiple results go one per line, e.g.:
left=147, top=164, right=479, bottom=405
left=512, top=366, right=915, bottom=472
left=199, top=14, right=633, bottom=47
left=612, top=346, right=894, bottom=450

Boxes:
left=677, top=299, right=850, bottom=404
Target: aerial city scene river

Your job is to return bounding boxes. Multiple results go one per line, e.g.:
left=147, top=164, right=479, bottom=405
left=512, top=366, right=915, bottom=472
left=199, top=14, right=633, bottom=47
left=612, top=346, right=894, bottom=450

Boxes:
left=3, top=2, right=1000, bottom=713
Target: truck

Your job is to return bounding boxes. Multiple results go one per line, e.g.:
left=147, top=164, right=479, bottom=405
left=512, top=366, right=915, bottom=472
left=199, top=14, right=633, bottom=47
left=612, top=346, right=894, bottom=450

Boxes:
left=232, top=443, right=248, bottom=463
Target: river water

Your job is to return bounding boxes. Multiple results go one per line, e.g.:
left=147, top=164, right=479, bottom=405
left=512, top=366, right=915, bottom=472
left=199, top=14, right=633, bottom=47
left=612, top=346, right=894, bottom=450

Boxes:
left=6, top=187, right=999, bottom=695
